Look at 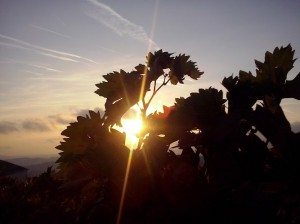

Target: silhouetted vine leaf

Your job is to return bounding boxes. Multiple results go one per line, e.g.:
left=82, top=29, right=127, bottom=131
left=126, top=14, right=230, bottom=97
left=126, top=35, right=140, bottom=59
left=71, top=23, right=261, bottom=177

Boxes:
left=56, top=111, right=105, bottom=155
left=169, top=54, right=203, bottom=84
left=55, top=110, right=129, bottom=180
left=95, top=69, right=144, bottom=125
left=223, top=44, right=297, bottom=114
left=284, top=72, right=300, bottom=100
left=239, top=70, right=255, bottom=82
left=146, top=50, right=173, bottom=81
left=222, top=75, right=238, bottom=91
left=222, top=73, right=257, bottom=114
left=255, top=44, right=296, bottom=86
left=135, top=64, right=148, bottom=74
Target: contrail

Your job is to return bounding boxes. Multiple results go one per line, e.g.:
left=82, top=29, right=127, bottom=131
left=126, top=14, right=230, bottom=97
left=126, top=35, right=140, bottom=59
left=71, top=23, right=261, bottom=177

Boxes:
left=40, top=52, right=79, bottom=62
left=0, top=57, right=63, bottom=73
left=30, top=24, right=72, bottom=39
left=0, top=34, right=97, bottom=64
left=0, top=41, right=79, bottom=62
left=31, top=64, right=63, bottom=73
left=86, top=0, right=159, bottom=49
left=0, top=41, right=29, bottom=51
left=23, top=70, right=47, bottom=76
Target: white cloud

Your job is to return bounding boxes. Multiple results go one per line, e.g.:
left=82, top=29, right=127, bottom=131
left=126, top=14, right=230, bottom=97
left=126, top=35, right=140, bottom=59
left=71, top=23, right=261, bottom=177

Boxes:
left=86, top=0, right=159, bottom=49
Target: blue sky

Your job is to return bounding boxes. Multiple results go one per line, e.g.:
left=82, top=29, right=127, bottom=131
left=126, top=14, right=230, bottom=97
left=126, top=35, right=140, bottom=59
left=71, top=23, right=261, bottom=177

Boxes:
left=1, top=0, right=300, bottom=158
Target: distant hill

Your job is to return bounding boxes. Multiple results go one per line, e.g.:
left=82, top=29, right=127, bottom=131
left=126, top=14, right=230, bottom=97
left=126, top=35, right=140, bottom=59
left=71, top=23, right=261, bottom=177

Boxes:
left=0, top=160, right=28, bottom=178
left=7, top=156, right=58, bottom=177
left=7, top=156, right=58, bottom=167
left=26, top=161, right=58, bottom=177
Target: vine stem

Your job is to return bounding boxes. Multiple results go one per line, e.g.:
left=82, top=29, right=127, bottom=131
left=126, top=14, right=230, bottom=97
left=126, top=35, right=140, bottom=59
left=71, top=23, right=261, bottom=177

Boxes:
left=136, top=75, right=170, bottom=150
left=144, top=75, right=170, bottom=112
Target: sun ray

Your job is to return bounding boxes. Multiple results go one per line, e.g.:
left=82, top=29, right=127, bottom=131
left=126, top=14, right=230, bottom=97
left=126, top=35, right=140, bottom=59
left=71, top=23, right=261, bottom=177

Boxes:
left=117, top=3, right=159, bottom=223
left=116, top=150, right=133, bottom=224
left=139, top=0, right=160, bottom=103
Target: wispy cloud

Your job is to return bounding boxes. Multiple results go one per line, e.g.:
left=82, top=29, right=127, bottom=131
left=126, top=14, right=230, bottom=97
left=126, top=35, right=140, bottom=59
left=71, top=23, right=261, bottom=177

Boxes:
left=0, top=34, right=97, bottom=64
left=39, top=52, right=79, bottom=62
left=22, top=119, right=51, bottom=132
left=0, top=41, right=79, bottom=62
left=30, top=24, right=72, bottom=39
left=99, top=46, right=126, bottom=56
left=23, top=70, right=47, bottom=76
left=30, top=64, right=63, bottom=73
left=0, top=116, right=68, bottom=135
left=48, top=114, right=74, bottom=126
left=0, top=41, right=29, bottom=51
left=54, top=15, right=67, bottom=27
left=0, top=145, right=12, bottom=150
left=86, top=0, right=159, bottom=49
left=2, top=58, right=63, bottom=73
left=0, top=121, right=19, bottom=134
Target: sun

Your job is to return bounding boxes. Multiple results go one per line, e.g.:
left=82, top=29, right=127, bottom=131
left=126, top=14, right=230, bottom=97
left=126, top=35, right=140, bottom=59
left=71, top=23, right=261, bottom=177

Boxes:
left=118, top=117, right=143, bottom=149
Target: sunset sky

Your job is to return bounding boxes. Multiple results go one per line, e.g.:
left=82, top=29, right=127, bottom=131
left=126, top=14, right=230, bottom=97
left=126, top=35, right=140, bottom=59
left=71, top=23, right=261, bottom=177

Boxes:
left=1, top=0, right=300, bottom=158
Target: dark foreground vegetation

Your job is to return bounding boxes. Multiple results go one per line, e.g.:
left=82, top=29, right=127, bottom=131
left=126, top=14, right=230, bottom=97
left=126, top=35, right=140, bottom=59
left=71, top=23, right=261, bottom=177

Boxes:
left=1, top=45, right=300, bottom=223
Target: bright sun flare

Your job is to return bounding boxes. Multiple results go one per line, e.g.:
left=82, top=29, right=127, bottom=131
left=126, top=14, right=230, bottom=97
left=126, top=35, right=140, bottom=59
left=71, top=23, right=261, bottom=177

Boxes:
left=119, top=117, right=143, bottom=149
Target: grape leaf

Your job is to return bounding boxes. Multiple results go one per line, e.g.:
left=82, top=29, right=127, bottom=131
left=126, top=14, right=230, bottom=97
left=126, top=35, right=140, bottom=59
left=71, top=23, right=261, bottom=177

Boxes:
left=255, top=44, right=296, bottom=86
left=95, top=70, right=143, bottom=125
left=169, top=54, right=203, bottom=84
left=284, top=72, right=300, bottom=100
left=55, top=110, right=130, bottom=180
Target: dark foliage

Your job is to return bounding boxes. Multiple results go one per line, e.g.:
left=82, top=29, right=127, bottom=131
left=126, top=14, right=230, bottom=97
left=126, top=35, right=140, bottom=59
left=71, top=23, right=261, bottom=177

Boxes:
left=1, top=45, right=300, bottom=224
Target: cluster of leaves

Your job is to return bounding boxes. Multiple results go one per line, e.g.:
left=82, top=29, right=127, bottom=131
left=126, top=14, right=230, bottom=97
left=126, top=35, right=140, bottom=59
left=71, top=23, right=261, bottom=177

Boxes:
left=95, top=50, right=203, bottom=126
left=55, top=110, right=129, bottom=182
left=1, top=45, right=300, bottom=223
left=144, top=45, right=300, bottom=182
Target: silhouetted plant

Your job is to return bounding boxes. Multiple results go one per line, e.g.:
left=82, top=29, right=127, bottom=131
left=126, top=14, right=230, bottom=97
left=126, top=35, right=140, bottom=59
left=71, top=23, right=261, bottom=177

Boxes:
left=1, top=45, right=300, bottom=224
